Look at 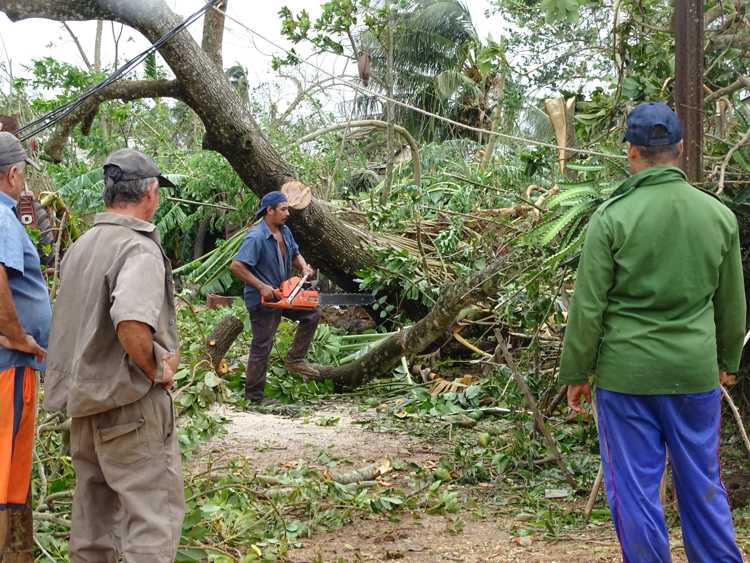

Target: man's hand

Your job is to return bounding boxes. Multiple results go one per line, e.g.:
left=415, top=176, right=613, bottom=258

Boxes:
left=720, top=370, right=737, bottom=386
left=161, top=352, right=179, bottom=390
left=567, top=383, right=592, bottom=413
left=260, top=283, right=277, bottom=302
left=0, top=333, right=46, bottom=363
left=302, top=264, right=315, bottom=278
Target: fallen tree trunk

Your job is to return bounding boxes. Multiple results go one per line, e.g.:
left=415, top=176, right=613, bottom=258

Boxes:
left=206, top=314, right=244, bottom=375
left=316, top=253, right=509, bottom=387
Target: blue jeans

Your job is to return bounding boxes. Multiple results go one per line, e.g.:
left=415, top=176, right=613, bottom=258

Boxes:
left=596, top=387, right=743, bottom=563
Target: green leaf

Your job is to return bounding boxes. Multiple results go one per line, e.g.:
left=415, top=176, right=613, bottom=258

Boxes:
left=204, top=372, right=222, bottom=389
left=144, top=52, right=157, bottom=79
left=539, top=201, right=596, bottom=245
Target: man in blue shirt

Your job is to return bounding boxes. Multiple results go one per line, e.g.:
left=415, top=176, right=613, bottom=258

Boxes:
left=230, top=191, right=319, bottom=404
left=0, top=131, right=51, bottom=557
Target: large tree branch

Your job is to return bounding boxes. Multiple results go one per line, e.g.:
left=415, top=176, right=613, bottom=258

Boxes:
left=45, top=79, right=181, bottom=162
left=202, top=1, right=227, bottom=68
left=0, top=0, right=117, bottom=21
left=706, top=76, right=750, bottom=103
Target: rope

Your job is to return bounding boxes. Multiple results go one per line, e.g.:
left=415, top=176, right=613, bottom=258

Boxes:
left=17, top=0, right=221, bottom=141
left=214, top=6, right=628, bottom=162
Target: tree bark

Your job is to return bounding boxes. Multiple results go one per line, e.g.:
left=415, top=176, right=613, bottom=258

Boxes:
left=0, top=0, right=424, bottom=313
left=201, top=0, right=226, bottom=68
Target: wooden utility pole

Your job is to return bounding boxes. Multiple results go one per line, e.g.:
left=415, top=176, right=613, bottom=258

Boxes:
left=381, top=0, right=395, bottom=204
left=674, top=0, right=704, bottom=182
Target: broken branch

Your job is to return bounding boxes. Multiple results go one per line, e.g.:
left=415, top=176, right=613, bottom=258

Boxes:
left=716, top=125, right=750, bottom=195
left=494, top=332, right=577, bottom=488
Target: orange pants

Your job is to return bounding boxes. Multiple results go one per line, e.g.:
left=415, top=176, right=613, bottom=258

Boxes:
left=0, top=367, right=36, bottom=510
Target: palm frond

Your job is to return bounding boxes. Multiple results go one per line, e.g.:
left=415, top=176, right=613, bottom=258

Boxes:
left=58, top=169, right=105, bottom=214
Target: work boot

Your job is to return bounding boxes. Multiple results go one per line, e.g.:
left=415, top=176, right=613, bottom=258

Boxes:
left=244, top=397, right=282, bottom=410
left=283, top=359, right=321, bottom=381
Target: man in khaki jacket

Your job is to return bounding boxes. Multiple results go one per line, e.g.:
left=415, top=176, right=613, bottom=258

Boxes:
left=44, top=149, right=184, bottom=563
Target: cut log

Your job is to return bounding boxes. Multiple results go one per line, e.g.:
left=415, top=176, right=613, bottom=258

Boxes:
left=281, top=180, right=312, bottom=210
left=207, top=314, right=244, bottom=375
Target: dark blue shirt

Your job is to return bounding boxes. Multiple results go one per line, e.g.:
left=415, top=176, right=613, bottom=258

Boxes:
left=234, top=220, right=300, bottom=307
left=0, top=191, right=52, bottom=370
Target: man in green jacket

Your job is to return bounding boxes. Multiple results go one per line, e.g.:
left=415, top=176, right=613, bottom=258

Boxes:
left=559, top=102, right=745, bottom=562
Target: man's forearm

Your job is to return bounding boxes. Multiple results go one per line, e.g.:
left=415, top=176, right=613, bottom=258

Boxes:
left=116, top=320, right=158, bottom=381
left=0, top=265, right=26, bottom=342
left=293, top=254, right=308, bottom=272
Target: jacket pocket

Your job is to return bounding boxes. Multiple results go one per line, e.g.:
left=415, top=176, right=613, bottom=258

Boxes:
left=97, top=417, right=150, bottom=465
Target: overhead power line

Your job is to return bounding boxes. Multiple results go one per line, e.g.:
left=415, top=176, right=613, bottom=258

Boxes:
left=213, top=6, right=628, bottom=162
left=17, top=0, right=221, bottom=142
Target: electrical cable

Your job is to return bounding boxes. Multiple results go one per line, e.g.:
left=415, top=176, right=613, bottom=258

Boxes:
left=214, top=6, right=628, bottom=161
left=16, top=0, right=221, bottom=142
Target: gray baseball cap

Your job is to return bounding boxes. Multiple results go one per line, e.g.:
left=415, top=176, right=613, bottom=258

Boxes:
left=103, top=148, right=175, bottom=188
left=0, top=131, right=40, bottom=170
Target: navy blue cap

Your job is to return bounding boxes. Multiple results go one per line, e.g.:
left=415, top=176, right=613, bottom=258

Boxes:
left=255, top=191, right=288, bottom=218
left=624, top=102, right=683, bottom=147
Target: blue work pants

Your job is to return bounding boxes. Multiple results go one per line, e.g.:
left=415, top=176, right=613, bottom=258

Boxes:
left=596, top=387, right=743, bottom=563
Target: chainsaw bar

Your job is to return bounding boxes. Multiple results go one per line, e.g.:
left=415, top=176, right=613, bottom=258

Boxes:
left=319, top=293, right=375, bottom=306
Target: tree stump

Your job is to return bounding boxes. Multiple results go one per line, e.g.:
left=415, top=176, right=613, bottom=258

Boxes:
left=207, top=315, right=244, bottom=375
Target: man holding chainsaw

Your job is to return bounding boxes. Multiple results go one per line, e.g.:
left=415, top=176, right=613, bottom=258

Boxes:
left=559, top=103, right=745, bottom=562
left=230, top=191, right=320, bottom=404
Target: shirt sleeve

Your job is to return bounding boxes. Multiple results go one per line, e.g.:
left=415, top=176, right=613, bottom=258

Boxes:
left=235, top=232, right=262, bottom=267
left=109, top=250, right=166, bottom=332
left=558, top=210, right=615, bottom=385
left=714, top=219, right=747, bottom=373
left=0, top=211, right=25, bottom=275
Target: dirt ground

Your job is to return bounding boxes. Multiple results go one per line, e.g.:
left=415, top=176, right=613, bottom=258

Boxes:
left=196, top=403, right=744, bottom=563
left=196, top=404, right=435, bottom=471
left=287, top=515, right=657, bottom=563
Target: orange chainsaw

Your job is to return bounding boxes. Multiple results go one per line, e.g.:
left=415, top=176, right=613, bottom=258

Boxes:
left=261, top=273, right=375, bottom=310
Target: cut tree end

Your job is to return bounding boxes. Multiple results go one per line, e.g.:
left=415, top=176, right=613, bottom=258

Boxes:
left=281, top=180, right=312, bottom=210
